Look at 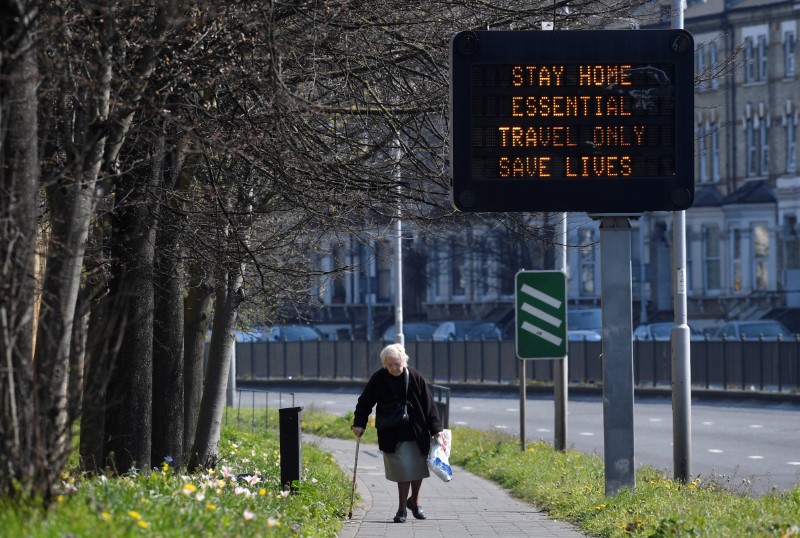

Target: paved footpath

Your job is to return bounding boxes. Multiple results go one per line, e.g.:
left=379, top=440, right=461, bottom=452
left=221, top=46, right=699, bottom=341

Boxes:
left=309, top=436, right=587, bottom=538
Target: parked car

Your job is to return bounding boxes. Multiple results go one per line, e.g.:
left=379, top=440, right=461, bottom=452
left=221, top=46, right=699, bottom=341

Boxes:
left=712, top=320, right=795, bottom=341
left=260, top=324, right=324, bottom=342
left=567, top=308, right=602, bottom=342
left=381, top=322, right=438, bottom=342
left=464, top=321, right=504, bottom=340
left=234, top=327, right=267, bottom=342
left=432, top=320, right=481, bottom=341
left=633, top=322, right=705, bottom=341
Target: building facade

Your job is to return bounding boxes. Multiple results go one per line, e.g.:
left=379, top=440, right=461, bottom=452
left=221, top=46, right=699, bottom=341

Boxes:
left=307, top=0, right=800, bottom=337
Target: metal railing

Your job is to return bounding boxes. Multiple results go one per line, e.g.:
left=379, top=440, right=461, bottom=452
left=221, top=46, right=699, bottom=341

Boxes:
left=233, top=338, right=800, bottom=392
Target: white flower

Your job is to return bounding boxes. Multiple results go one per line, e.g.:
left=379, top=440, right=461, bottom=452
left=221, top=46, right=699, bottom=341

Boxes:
left=234, top=486, right=252, bottom=497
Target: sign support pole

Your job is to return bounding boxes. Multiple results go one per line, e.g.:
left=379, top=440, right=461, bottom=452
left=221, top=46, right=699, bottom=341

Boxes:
left=554, top=213, right=568, bottom=451
left=671, top=0, right=692, bottom=485
left=599, top=216, right=635, bottom=495
left=520, top=359, right=526, bottom=451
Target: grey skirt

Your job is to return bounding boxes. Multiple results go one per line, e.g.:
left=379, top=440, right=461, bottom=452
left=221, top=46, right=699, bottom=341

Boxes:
left=383, top=440, right=430, bottom=482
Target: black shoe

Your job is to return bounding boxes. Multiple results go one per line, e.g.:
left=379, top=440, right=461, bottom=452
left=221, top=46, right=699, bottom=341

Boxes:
left=406, top=498, right=427, bottom=520
left=393, top=510, right=407, bottom=523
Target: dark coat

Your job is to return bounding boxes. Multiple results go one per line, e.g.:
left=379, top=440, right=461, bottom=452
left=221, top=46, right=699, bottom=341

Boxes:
left=353, top=366, right=442, bottom=456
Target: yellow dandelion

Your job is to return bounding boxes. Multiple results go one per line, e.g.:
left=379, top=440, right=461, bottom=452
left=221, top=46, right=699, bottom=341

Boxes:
left=258, top=488, right=266, bottom=497
left=205, top=502, right=217, bottom=511
left=100, top=512, right=112, bottom=521
left=137, top=520, right=149, bottom=529
left=128, top=510, right=142, bottom=520
left=181, top=483, right=197, bottom=495
left=55, top=495, right=64, bottom=503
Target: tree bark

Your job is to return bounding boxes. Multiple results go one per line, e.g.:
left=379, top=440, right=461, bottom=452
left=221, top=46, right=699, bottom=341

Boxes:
left=183, top=261, right=214, bottom=460
left=0, top=0, right=39, bottom=495
left=102, top=172, right=156, bottom=474
left=188, top=270, right=243, bottom=470
left=151, top=139, right=186, bottom=468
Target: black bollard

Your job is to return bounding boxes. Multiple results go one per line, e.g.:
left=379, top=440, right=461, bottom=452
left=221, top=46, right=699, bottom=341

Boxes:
left=279, top=406, right=304, bottom=491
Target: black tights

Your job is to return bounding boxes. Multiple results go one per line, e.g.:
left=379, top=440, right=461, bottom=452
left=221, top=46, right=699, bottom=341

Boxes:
left=396, top=479, right=422, bottom=512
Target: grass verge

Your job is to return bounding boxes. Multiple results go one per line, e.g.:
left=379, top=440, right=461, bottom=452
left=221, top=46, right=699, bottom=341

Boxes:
left=0, top=413, right=350, bottom=537
left=300, top=407, right=800, bottom=537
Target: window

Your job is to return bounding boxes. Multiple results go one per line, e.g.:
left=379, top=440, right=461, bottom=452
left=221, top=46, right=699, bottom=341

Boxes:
left=787, top=108, right=798, bottom=174
left=758, top=35, right=769, bottom=81
left=731, top=228, right=743, bottom=292
left=710, top=42, right=720, bottom=90
left=331, top=246, right=346, bottom=303
left=450, top=239, right=465, bottom=297
left=745, top=116, right=757, bottom=177
left=697, top=123, right=709, bottom=182
left=477, top=248, right=490, bottom=296
left=759, top=116, right=769, bottom=176
left=785, top=30, right=796, bottom=78
left=697, top=40, right=720, bottom=91
left=696, top=47, right=707, bottom=91
left=743, top=27, right=769, bottom=83
left=578, top=227, right=596, bottom=295
left=703, top=226, right=721, bottom=292
left=753, top=224, right=769, bottom=290
left=711, top=124, right=721, bottom=181
left=376, top=241, right=392, bottom=303
left=744, top=36, right=756, bottom=83
left=428, top=242, right=441, bottom=299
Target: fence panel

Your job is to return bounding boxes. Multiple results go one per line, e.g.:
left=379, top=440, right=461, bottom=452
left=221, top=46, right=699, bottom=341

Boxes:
left=232, top=338, right=800, bottom=392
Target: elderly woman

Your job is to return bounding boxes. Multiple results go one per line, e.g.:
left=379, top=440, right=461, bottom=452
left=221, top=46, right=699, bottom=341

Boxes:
left=351, top=343, right=443, bottom=523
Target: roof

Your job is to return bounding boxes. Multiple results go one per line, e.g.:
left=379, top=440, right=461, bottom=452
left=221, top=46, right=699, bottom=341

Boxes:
left=693, top=185, right=724, bottom=207
left=722, top=180, right=777, bottom=204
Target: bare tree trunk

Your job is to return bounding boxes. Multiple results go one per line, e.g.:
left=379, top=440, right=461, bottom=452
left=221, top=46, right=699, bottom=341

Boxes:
left=182, top=261, right=213, bottom=462
left=102, top=171, right=156, bottom=474
left=79, top=269, right=122, bottom=472
left=0, top=0, right=38, bottom=495
left=151, top=138, right=186, bottom=468
left=188, top=270, right=243, bottom=470
left=33, top=147, right=105, bottom=492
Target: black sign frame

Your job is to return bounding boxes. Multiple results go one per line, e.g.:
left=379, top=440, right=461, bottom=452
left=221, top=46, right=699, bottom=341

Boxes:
left=450, top=30, right=695, bottom=213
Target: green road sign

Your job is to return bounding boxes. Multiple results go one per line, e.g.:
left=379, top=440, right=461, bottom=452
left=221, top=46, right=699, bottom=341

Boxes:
left=515, top=270, right=567, bottom=360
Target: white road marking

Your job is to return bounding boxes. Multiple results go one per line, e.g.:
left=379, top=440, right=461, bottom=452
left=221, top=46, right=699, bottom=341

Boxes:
left=708, top=449, right=724, bottom=453
left=536, top=428, right=551, bottom=433
left=455, top=421, right=468, bottom=426
left=749, top=424, right=764, bottom=429
left=648, top=418, right=663, bottom=422
left=494, top=425, right=508, bottom=429
left=787, top=462, right=800, bottom=466
left=578, top=432, right=594, bottom=436
left=505, top=408, right=519, bottom=412
left=701, top=421, right=713, bottom=426
left=748, top=455, right=764, bottom=460
left=461, top=406, right=474, bottom=410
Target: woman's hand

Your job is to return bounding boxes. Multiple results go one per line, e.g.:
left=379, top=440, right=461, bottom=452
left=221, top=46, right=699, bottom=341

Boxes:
left=351, top=426, right=365, bottom=438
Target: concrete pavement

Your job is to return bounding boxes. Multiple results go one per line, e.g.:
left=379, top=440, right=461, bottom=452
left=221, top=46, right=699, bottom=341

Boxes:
left=309, top=435, right=587, bottom=537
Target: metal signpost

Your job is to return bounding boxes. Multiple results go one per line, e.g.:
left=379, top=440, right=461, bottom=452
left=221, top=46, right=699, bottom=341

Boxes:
left=515, top=270, right=567, bottom=451
left=449, top=29, right=695, bottom=495
left=515, top=271, right=567, bottom=360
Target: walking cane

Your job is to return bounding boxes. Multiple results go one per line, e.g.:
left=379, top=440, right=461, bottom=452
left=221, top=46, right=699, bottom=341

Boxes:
left=348, top=436, right=361, bottom=519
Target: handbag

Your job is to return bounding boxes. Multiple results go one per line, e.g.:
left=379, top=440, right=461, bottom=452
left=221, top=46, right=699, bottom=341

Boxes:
left=375, top=368, right=410, bottom=430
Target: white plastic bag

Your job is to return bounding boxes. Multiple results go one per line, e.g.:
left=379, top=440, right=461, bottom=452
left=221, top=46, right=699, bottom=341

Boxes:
left=427, top=429, right=452, bottom=482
